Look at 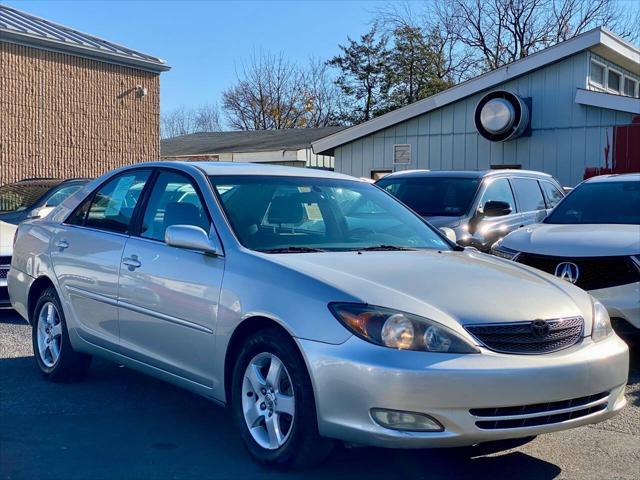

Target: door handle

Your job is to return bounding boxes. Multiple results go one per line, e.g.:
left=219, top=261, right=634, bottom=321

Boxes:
left=122, top=256, right=142, bottom=270
left=55, top=240, right=69, bottom=249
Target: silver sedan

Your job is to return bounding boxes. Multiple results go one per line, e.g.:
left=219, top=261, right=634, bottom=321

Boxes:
left=8, top=162, right=629, bottom=467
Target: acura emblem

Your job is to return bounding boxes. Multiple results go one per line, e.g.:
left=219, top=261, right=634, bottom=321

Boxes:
left=555, top=262, right=580, bottom=284
left=531, top=320, right=551, bottom=338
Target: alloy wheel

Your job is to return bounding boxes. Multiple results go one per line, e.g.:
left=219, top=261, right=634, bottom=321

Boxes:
left=241, top=352, right=296, bottom=450
left=36, top=302, right=62, bottom=368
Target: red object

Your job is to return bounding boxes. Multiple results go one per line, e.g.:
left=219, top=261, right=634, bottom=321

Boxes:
left=584, top=116, right=640, bottom=180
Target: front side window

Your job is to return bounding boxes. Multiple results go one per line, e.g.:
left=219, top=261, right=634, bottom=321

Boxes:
left=68, top=171, right=150, bottom=234
left=540, top=181, right=564, bottom=208
left=512, top=178, right=546, bottom=212
left=376, top=176, right=481, bottom=217
left=209, top=175, right=450, bottom=252
left=478, top=178, right=516, bottom=213
left=545, top=180, right=640, bottom=225
left=140, top=171, right=210, bottom=242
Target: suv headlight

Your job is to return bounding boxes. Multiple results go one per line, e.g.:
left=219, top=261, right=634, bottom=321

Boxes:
left=329, top=303, right=479, bottom=353
left=591, top=298, right=613, bottom=342
left=490, top=239, right=521, bottom=260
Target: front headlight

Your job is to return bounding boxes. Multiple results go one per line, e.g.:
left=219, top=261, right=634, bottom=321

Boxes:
left=591, top=298, right=613, bottom=342
left=490, top=239, right=521, bottom=260
left=329, top=303, right=479, bottom=353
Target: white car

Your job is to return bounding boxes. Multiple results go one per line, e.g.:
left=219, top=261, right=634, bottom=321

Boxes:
left=493, top=174, right=640, bottom=337
left=0, top=220, right=17, bottom=306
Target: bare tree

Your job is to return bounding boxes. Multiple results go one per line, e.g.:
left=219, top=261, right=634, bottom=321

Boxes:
left=432, top=0, right=638, bottom=72
left=161, top=103, right=222, bottom=139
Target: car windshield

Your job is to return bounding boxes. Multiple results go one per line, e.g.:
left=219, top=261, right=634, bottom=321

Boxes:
left=376, top=176, right=480, bottom=217
left=545, top=180, right=640, bottom=225
left=209, top=175, right=451, bottom=252
left=0, top=183, right=54, bottom=213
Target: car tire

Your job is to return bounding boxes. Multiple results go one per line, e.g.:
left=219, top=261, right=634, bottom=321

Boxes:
left=32, top=287, right=91, bottom=382
left=231, top=327, right=333, bottom=468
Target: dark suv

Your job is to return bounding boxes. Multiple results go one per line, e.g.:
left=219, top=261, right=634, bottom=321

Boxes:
left=376, top=170, right=565, bottom=252
left=0, top=178, right=89, bottom=225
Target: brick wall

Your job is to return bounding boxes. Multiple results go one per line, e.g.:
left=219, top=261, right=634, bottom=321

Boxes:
left=0, top=42, right=160, bottom=185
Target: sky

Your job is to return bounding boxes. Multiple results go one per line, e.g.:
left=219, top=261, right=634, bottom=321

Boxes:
left=6, top=0, right=386, bottom=115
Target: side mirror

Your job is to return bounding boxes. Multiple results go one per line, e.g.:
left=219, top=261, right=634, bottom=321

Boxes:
left=439, top=227, right=457, bottom=243
left=482, top=200, right=512, bottom=217
left=164, top=225, right=220, bottom=255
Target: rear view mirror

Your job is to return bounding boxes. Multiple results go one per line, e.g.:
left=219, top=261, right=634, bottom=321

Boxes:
left=165, top=225, right=220, bottom=255
left=482, top=200, right=512, bottom=217
left=439, top=227, right=457, bottom=243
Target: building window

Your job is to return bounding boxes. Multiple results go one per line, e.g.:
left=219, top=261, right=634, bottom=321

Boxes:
left=590, top=60, right=605, bottom=87
left=623, top=77, right=638, bottom=97
left=371, top=169, right=392, bottom=181
left=607, top=69, right=622, bottom=93
left=393, top=144, right=411, bottom=164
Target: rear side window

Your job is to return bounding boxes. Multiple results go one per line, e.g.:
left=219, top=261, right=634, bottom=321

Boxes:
left=512, top=178, right=546, bottom=212
left=540, top=181, right=564, bottom=208
left=140, top=171, right=210, bottom=242
left=68, top=171, right=150, bottom=234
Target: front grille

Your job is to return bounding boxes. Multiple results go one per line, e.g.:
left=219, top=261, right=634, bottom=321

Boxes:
left=0, top=256, right=10, bottom=280
left=472, top=391, right=609, bottom=430
left=516, top=253, right=640, bottom=291
left=465, top=317, right=583, bottom=354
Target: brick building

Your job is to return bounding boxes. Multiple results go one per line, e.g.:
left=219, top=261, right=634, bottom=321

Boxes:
left=0, top=5, right=170, bottom=185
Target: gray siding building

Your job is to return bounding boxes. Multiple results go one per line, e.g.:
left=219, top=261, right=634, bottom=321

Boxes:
left=313, top=28, right=640, bottom=186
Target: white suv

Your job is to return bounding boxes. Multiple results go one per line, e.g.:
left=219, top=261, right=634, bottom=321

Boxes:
left=493, top=174, right=640, bottom=337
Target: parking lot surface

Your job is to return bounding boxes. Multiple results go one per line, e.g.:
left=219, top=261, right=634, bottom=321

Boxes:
left=1, top=308, right=638, bottom=480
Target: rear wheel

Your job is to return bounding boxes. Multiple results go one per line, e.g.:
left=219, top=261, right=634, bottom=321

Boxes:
left=32, top=287, right=91, bottom=381
left=231, top=328, right=333, bottom=467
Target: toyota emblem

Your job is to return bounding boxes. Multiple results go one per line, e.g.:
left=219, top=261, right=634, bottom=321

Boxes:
left=531, top=320, right=551, bottom=338
left=555, top=262, right=580, bottom=284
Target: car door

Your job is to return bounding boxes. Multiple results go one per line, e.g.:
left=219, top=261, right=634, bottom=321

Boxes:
left=117, top=169, right=224, bottom=387
left=50, top=170, right=151, bottom=349
left=471, top=176, right=521, bottom=249
left=511, top=177, right=548, bottom=226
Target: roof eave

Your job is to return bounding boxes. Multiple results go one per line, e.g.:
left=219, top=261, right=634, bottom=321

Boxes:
left=0, top=30, right=170, bottom=72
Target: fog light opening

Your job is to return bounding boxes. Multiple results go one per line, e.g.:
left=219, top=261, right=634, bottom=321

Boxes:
left=371, top=408, right=444, bottom=432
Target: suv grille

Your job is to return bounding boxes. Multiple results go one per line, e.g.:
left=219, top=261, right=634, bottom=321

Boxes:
left=471, top=391, right=609, bottom=430
left=516, top=253, right=640, bottom=291
left=0, top=256, right=10, bottom=280
left=465, top=317, right=583, bottom=354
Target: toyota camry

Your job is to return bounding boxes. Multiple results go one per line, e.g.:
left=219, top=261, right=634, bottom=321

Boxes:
left=8, top=162, right=629, bottom=467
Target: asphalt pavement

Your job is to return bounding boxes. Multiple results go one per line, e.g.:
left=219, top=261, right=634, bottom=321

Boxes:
left=1, top=308, right=638, bottom=479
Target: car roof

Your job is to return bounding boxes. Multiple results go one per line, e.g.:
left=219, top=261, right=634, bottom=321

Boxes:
left=584, top=173, right=640, bottom=183
left=377, top=169, right=554, bottom=180
left=139, top=161, right=361, bottom=181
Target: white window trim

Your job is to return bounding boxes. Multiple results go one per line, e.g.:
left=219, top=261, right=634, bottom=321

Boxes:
left=589, top=58, right=607, bottom=91
left=607, top=67, right=623, bottom=94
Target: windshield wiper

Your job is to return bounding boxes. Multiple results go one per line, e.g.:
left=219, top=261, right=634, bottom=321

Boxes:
left=258, top=246, right=326, bottom=254
left=354, top=245, right=417, bottom=251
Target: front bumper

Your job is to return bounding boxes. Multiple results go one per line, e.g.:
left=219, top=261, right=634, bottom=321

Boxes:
left=300, top=334, right=628, bottom=448
left=590, top=282, right=640, bottom=331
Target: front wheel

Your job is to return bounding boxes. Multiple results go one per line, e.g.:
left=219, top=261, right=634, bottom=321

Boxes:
left=32, top=287, right=91, bottom=381
left=231, top=328, right=333, bottom=468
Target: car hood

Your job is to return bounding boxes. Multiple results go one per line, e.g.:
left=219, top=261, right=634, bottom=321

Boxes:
left=0, top=220, right=17, bottom=256
left=266, top=249, right=592, bottom=336
left=501, top=223, right=640, bottom=257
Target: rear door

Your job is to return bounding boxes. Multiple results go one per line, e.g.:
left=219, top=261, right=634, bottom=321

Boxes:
left=511, top=177, right=548, bottom=226
left=117, top=169, right=224, bottom=387
left=50, top=170, right=151, bottom=349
